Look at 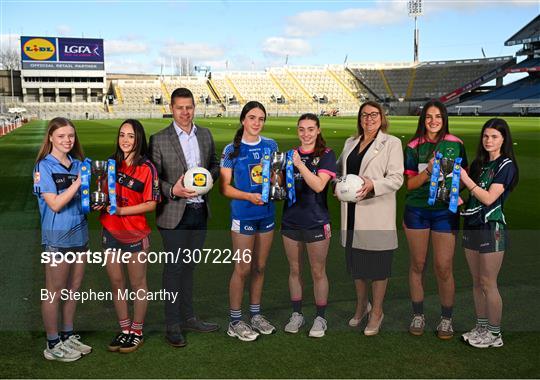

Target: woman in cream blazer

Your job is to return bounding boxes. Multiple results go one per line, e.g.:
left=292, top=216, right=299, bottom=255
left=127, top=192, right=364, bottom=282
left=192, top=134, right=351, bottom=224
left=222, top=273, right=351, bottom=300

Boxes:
left=336, top=101, right=404, bottom=336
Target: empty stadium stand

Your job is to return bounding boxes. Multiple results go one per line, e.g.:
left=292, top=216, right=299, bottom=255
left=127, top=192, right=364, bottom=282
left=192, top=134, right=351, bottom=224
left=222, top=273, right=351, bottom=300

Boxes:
left=348, top=57, right=514, bottom=102
left=6, top=16, right=539, bottom=119
left=449, top=77, right=540, bottom=115
left=447, top=14, right=540, bottom=115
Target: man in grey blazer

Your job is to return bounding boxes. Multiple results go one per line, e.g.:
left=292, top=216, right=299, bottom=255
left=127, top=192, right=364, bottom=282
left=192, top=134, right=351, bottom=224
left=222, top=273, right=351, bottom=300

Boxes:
left=149, top=88, right=220, bottom=347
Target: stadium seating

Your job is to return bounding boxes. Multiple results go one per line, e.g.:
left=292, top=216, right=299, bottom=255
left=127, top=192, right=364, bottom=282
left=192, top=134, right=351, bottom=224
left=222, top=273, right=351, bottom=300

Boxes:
left=112, top=79, right=166, bottom=117
left=22, top=101, right=107, bottom=120
left=15, top=57, right=533, bottom=118
left=349, top=57, right=514, bottom=101
left=449, top=76, right=540, bottom=115
left=287, top=66, right=360, bottom=114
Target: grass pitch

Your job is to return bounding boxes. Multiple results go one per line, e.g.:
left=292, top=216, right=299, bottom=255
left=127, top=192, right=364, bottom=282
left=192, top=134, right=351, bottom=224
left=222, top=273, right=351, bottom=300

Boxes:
left=0, top=116, right=539, bottom=378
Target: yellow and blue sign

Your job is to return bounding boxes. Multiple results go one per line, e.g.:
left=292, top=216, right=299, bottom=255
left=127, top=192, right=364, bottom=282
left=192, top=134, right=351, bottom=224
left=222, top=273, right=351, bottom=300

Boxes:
left=20, top=36, right=104, bottom=70
left=21, top=37, right=57, bottom=61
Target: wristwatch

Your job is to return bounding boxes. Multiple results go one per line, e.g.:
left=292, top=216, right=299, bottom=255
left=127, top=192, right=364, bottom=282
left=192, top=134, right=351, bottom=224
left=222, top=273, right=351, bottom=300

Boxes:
left=169, top=187, right=177, bottom=200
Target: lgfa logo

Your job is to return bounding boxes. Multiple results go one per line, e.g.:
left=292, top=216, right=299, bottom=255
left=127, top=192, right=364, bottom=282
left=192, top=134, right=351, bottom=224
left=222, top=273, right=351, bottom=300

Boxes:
left=23, top=38, right=55, bottom=60
left=64, top=45, right=100, bottom=56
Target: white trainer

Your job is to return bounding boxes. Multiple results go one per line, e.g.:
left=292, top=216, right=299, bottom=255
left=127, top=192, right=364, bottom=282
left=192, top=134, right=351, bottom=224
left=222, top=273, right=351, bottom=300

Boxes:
left=461, top=325, right=486, bottom=342
left=468, top=330, right=504, bottom=348
left=409, top=314, right=425, bottom=336
left=251, top=314, right=276, bottom=335
left=62, top=335, right=92, bottom=355
left=284, top=312, right=305, bottom=334
left=43, top=341, right=82, bottom=362
left=227, top=321, right=259, bottom=342
left=308, top=316, right=327, bottom=338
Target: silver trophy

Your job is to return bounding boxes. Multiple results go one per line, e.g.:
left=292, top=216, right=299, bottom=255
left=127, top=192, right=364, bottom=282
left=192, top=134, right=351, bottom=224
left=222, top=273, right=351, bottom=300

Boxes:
left=270, top=151, right=287, bottom=201
left=90, top=160, right=109, bottom=207
left=436, top=157, right=455, bottom=203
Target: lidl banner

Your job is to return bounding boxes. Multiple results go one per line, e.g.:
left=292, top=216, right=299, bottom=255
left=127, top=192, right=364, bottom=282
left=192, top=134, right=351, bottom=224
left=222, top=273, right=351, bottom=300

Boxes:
left=21, top=36, right=104, bottom=70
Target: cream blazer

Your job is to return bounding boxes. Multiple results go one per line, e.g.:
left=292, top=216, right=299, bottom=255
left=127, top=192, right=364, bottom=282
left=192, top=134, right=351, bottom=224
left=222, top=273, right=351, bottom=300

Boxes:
left=337, top=132, right=404, bottom=250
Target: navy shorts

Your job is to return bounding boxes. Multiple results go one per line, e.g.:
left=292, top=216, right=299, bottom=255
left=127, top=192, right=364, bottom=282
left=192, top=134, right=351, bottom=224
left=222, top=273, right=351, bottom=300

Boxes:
left=102, top=229, right=148, bottom=252
left=403, top=205, right=459, bottom=232
left=463, top=221, right=507, bottom=253
left=281, top=223, right=331, bottom=243
left=231, top=215, right=275, bottom=235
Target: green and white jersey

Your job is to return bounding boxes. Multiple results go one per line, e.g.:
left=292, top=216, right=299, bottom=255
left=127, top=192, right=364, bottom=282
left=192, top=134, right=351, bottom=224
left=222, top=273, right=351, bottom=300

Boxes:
left=462, top=157, right=517, bottom=225
left=404, top=134, right=468, bottom=209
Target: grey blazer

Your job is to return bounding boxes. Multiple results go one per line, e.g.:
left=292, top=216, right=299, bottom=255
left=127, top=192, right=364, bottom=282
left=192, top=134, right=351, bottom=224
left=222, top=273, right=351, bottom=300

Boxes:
left=149, top=123, right=220, bottom=229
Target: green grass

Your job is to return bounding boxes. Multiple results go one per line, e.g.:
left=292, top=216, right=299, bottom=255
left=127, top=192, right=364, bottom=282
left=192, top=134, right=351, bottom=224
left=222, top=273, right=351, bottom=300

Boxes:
left=0, top=116, right=539, bottom=378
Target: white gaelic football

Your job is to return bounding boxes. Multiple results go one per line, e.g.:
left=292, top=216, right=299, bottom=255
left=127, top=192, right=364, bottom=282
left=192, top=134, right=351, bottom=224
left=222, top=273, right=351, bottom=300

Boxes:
left=335, top=174, right=364, bottom=202
left=183, top=167, right=213, bottom=195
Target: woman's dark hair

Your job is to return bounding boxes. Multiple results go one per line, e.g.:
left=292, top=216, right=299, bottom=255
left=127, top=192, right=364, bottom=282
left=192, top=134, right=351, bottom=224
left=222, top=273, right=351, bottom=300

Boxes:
left=356, top=100, right=389, bottom=137
left=297, top=113, right=327, bottom=157
left=114, top=119, right=148, bottom=169
left=469, top=118, right=519, bottom=191
left=412, top=99, right=449, bottom=144
left=229, top=101, right=266, bottom=159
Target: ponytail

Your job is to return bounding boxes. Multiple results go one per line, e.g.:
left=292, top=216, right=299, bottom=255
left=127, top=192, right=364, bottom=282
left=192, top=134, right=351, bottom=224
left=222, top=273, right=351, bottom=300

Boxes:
left=229, top=126, right=244, bottom=159
left=314, top=133, right=327, bottom=158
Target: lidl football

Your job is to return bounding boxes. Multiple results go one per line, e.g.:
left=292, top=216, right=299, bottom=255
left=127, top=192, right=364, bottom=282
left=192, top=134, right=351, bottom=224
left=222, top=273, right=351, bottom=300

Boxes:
left=335, top=174, right=364, bottom=202
left=183, top=167, right=213, bottom=195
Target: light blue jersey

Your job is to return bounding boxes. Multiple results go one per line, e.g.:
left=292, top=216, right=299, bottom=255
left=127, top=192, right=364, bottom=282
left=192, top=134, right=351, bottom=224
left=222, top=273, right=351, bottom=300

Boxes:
left=220, top=136, right=278, bottom=220
left=33, top=154, right=88, bottom=248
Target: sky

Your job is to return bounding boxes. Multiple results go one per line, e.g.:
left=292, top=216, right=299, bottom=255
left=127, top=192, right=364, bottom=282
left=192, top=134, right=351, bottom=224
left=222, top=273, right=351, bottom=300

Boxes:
left=1, top=0, right=539, bottom=74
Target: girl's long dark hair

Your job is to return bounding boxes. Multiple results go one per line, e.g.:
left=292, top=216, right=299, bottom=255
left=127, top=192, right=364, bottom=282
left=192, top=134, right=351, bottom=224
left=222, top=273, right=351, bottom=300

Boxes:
left=113, top=119, right=148, bottom=169
left=411, top=99, right=450, bottom=145
left=410, top=100, right=450, bottom=159
left=35, top=117, right=84, bottom=163
left=229, top=101, right=266, bottom=159
left=297, top=113, right=327, bottom=157
left=469, top=118, right=519, bottom=191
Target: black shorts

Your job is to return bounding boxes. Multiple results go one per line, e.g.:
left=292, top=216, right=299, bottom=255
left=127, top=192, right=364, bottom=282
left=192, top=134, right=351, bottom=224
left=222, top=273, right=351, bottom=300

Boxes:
left=462, top=221, right=507, bottom=253
left=281, top=223, right=331, bottom=243
left=102, top=229, right=148, bottom=252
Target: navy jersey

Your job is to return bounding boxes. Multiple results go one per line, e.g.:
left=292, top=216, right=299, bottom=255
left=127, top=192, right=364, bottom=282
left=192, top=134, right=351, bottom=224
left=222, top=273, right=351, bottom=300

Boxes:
left=282, top=147, right=337, bottom=229
left=33, top=154, right=88, bottom=247
left=462, top=157, right=517, bottom=225
left=221, top=136, right=278, bottom=220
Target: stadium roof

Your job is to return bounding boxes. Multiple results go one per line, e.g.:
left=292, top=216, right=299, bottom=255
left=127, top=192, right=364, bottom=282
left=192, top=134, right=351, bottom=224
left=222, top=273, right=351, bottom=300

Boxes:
left=505, top=14, right=540, bottom=46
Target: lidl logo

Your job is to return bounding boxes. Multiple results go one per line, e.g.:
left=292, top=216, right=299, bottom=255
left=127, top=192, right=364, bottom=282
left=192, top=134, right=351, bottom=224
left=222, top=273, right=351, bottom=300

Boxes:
left=193, top=173, right=207, bottom=187
left=23, top=38, right=56, bottom=61
left=250, top=164, right=263, bottom=185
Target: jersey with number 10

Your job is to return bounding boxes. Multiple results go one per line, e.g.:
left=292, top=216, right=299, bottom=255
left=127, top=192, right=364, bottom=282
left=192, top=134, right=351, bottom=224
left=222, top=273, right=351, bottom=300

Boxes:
left=220, top=137, right=278, bottom=220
